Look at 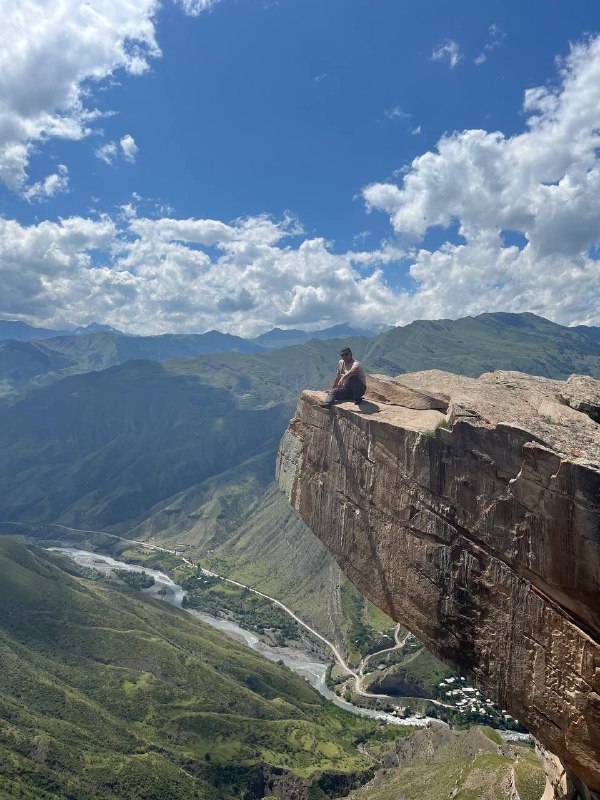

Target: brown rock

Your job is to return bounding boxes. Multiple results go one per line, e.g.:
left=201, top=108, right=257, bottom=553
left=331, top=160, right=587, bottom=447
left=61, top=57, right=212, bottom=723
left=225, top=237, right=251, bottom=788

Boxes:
left=277, top=370, right=600, bottom=795
left=365, top=374, right=449, bottom=411
left=559, top=375, right=600, bottom=424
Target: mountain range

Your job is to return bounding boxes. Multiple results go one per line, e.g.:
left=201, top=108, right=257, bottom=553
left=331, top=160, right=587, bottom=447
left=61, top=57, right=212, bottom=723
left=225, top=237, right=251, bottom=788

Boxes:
left=0, top=322, right=381, bottom=400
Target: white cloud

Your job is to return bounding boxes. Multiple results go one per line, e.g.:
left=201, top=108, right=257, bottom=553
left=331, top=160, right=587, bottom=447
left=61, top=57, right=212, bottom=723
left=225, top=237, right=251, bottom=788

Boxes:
left=384, top=106, right=411, bottom=121
left=3, top=34, right=600, bottom=334
left=0, top=0, right=213, bottom=199
left=120, top=134, right=139, bottom=162
left=96, top=135, right=138, bottom=164
left=431, top=40, right=462, bottom=69
left=22, top=164, right=69, bottom=202
left=411, top=126, right=421, bottom=136
left=352, top=230, right=371, bottom=246
left=0, top=0, right=160, bottom=196
left=363, top=35, right=600, bottom=327
left=95, top=142, right=119, bottom=165
left=475, top=23, right=505, bottom=65
left=0, top=212, right=402, bottom=336
left=176, top=0, right=221, bottom=15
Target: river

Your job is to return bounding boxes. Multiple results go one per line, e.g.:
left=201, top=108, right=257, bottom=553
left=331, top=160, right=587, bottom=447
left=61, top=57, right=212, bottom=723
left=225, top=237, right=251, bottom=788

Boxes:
left=50, top=547, right=432, bottom=727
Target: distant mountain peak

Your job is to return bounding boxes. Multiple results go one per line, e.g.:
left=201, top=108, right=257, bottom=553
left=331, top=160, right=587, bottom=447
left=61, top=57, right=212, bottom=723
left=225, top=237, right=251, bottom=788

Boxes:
left=253, top=322, right=379, bottom=350
left=73, top=322, right=124, bottom=335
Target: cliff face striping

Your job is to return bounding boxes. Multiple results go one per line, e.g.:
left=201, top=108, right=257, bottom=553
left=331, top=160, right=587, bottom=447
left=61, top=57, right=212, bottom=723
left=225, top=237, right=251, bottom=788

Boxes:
left=276, top=370, right=600, bottom=796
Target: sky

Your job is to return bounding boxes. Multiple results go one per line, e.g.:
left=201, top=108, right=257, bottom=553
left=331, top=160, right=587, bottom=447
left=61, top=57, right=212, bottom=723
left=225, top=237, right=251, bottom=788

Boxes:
left=1, top=0, right=600, bottom=336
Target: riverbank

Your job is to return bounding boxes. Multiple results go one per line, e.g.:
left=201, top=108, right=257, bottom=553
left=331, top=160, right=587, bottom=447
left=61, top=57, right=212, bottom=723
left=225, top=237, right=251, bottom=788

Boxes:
left=50, top=547, right=434, bottom=728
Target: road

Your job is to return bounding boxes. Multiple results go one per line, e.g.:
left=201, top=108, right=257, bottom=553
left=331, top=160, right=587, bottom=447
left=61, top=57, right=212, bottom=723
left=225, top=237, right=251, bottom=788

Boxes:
left=5, top=520, right=417, bottom=701
left=5, top=520, right=355, bottom=675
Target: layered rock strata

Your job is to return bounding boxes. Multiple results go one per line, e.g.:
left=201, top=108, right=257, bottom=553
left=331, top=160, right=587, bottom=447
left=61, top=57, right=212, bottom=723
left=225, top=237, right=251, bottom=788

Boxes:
left=277, top=370, right=600, bottom=796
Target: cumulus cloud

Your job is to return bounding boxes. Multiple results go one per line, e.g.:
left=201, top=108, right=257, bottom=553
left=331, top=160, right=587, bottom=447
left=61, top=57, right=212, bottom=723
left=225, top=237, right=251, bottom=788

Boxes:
left=95, top=142, right=119, bottom=165
left=363, top=35, right=600, bottom=326
left=3, top=34, right=600, bottom=334
left=22, top=164, right=69, bottom=202
left=0, top=1, right=215, bottom=198
left=0, top=212, right=401, bottom=336
left=120, top=134, right=139, bottom=162
left=431, top=40, right=462, bottom=69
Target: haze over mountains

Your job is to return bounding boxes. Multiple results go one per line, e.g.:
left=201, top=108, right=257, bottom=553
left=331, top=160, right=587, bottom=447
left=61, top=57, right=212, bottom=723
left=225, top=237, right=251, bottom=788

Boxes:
left=0, top=321, right=380, bottom=400
left=1, top=312, right=599, bottom=403
left=2, top=311, right=599, bottom=648
left=2, top=312, right=600, bottom=536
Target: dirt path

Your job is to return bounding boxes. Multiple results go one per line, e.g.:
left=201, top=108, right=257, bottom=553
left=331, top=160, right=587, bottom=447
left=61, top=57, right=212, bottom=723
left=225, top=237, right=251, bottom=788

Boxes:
left=7, top=519, right=428, bottom=704
left=6, top=520, right=356, bottom=677
left=355, top=625, right=410, bottom=695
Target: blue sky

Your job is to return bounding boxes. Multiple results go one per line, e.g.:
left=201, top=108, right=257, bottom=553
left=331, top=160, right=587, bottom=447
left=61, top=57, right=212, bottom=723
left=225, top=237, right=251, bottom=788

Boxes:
left=1, top=0, right=600, bottom=335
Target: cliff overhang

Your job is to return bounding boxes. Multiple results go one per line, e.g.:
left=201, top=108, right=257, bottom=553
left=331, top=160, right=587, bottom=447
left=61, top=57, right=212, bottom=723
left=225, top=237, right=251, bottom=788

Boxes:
left=277, top=370, right=600, bottom=795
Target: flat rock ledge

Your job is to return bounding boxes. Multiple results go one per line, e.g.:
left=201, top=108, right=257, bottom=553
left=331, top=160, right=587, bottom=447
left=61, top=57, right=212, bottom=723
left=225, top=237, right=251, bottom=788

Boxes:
left=276, top=370, right=600, bottom=798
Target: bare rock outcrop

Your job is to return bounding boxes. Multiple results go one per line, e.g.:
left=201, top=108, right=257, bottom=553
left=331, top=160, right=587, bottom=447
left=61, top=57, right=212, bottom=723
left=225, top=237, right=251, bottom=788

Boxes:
left=276, top=370, right=600, bottom=797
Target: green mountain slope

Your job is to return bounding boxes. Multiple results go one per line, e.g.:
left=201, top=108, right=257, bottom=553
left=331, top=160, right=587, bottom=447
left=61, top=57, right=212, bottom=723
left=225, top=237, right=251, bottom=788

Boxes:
left=0, top=360, right=291, bottom=529
left=348, top=725, right=545, bottom=800
left=205, top=486, right=398, bottom=665
left=207, top=486, right=350, bottom=647
left=573, top=323, right=600, bottom=345
left=2, top=312, right=598, bottom=537
left=0, top=329, right=265, bottom=400
left=2, top=311, right=599, bottom=408
left=0, top=537, right=377, bottom=800
left=361, top=312, right=600, bottom=378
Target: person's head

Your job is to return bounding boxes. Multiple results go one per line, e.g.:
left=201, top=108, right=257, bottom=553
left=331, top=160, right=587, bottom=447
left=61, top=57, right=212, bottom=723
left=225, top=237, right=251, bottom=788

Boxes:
left=340, top=347, right=353, bottom=363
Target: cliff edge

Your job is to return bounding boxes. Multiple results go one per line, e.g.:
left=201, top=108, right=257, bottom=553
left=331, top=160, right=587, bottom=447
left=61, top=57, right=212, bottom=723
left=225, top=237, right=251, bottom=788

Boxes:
left=276, top=370, right=600, bottom=798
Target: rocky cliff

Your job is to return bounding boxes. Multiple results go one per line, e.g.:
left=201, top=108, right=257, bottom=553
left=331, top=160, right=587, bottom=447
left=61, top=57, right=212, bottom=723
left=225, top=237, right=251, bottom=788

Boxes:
left=277, top=370, right=600, bottom=798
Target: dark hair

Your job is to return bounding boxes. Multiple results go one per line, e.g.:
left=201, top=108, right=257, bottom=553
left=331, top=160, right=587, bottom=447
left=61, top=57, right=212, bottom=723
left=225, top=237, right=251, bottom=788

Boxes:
left=340, top=347, right=352, bottom=356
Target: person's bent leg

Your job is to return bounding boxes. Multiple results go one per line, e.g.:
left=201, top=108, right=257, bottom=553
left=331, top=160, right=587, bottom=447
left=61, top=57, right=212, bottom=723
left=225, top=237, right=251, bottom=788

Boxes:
left=345, top=376, right=366, bottom=403
left=321, top=386, right=352, bottom=407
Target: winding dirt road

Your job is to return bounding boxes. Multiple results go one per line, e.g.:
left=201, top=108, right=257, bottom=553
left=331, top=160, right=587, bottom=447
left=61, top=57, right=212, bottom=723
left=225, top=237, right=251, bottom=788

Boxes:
left=6, top=520, right=411, bottom=700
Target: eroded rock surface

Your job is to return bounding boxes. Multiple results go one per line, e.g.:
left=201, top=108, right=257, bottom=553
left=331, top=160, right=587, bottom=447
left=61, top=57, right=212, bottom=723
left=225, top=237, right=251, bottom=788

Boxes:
left=277, top=370, right=600, bottom=795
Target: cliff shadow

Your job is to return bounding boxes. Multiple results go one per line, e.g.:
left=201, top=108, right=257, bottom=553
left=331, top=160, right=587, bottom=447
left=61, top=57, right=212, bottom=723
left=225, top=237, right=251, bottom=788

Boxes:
left=351, top=400, right=380, bottom=415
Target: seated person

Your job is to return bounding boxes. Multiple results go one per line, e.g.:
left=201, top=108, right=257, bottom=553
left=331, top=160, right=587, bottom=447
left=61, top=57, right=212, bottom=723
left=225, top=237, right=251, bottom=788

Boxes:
left=321, top=347, right=367, bottom=409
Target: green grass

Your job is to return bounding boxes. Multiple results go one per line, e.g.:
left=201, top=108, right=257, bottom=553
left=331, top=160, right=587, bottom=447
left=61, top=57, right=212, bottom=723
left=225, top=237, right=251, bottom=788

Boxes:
left=481, top=726, right=504, bottom=745
left=0, top=537, right=379, bottom=799
left=348, top=726, right=544, bottom=800
left=514, top=756, right=547, bottom=800
left=338, top=581, right=398, bottom=664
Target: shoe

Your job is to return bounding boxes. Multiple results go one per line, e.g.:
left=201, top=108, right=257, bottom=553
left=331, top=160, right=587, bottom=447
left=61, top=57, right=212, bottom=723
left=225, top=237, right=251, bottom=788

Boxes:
left=320, top=402, right=332, bottom=409
left=354, top=397, right=364, bottom=405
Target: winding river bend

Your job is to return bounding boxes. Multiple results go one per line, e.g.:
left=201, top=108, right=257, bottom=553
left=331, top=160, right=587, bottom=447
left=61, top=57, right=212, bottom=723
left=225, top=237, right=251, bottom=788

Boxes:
left=51, top=547, right=434, bottom=728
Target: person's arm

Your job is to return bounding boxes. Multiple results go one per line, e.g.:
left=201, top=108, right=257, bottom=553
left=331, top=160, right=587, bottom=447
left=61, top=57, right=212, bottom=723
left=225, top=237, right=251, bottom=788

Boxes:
left=340, top=361, right=359, bottom=383
left=330, top=360, right=345, bottom=389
